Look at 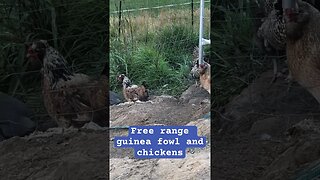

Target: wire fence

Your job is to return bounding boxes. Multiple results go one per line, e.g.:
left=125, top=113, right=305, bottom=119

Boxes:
left=0, top=0, right=212, bottom=128
left=212, top=3, right=320, bottom=178
left=0, top=0, right=107, bottom=126
left=109, top=0, right=211, bottom=93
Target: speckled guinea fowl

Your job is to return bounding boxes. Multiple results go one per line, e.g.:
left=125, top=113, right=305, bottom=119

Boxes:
left=257, top=0, right=320, bottom=104
left=26, top=40, right=108, bottom=128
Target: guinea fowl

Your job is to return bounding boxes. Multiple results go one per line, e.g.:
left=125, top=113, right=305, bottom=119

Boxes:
left=256, top=0, right=320, bottom=83
left=26, top=40, right=108, bottom=128
left=256, top=0, right=287, bottom=83
left=117, top=74, right=149, bottom=102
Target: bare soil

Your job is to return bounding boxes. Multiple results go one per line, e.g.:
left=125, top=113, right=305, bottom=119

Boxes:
left=0, top=84, right=211, bottom=180
left=213, top=69, right=320, bottom=180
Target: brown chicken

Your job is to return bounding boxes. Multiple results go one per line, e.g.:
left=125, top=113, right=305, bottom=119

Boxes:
left=199, top=63, right=211, bottom=94
left=284, top=1, right=320, bottom=103
left=117, top=74, right=149, bottom=102
left=26, top=40, right=108, bottom=128
left=190, top=47, right=211, bottom=94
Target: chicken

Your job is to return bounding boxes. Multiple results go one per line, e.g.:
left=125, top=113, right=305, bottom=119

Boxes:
left=190, top=47, right=211, bottom=94
left=26, top=40, right=108, bottom=128
left=284, top=1, right=320, bottom=103
left=117, top=74, right=149, bottom=102
left=255, top=0, right=320, bottom=83
left=199, top=63, right=211, bottom=94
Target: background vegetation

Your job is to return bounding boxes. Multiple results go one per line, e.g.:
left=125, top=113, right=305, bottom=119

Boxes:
left=211, top=0, right=276, bottom=108
left=109, top=0, right=210, bottom=96
left=0, top=0, right=277, bottom=117
left=0, top=0, right=107, bottom=119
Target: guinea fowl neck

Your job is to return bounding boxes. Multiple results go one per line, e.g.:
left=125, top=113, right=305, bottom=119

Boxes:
left=43, top=46, right=73, bottom=88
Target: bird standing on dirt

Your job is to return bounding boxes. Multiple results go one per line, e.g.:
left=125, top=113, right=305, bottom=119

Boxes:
left=199, top=63, right=211, bottom=94
left=256, top=0, right=320, bottom=83
left=190, top=47, right=211, bottom=94
left=0, top=92, right=35, bottom=140
left=284, top=1, right=320, bottom=103
left=256, top=0, right=287, bottom=83
left=26, top=40, right=108, bottom=128
left=117, top=74, right=149, bottom=102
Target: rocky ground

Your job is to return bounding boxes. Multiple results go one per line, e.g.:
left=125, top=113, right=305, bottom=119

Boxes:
left=0, top=84, right=211, bottom=180
left=213, top=69, right=320, bottom=180
left=109, top=85, right=211, bottom=180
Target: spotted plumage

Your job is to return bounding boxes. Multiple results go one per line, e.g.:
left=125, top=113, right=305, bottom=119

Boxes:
left=117, top=74, right=149, bottom=102
left=26, top=40, right=108, bottom=128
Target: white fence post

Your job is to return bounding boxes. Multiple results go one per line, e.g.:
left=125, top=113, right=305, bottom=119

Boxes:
left=198, top=0, right=210, bottom=65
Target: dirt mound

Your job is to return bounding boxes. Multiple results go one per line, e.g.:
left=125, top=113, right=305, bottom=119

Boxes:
left=110, top=85, right=210, bottom=127
left=110, top=118, right=211, bottom=180
left=213, top=70, right=320, bottom=179
left=0, top=128, right=108, bottom=180
left=0, top=84, right=210, bottom=180
left=109, top=85, right=210, bottom=179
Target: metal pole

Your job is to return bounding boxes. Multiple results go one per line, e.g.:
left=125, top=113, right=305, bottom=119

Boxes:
left=118, top=0, right=122, bottom=36
left=191, top=0, right=194, bottom=28
left=198, top=0, right=204, bottom=65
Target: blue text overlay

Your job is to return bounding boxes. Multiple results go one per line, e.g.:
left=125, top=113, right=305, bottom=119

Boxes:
left=113, top=126, right=206, bottom=158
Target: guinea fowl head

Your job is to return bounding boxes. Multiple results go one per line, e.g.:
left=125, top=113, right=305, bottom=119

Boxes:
left=26, top=40, right=72, bottom=87
left=117, top=74, right=125, bottom=82
left=117, top=74, right=131, bottom=88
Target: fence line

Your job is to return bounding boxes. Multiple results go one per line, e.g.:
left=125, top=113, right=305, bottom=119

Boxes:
left=0, top=1, right=103, bottom=14
left=110, top=1, right=211, bottom=14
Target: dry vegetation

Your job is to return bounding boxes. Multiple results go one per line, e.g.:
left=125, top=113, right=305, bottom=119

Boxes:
left=110, top=7, right=210, bottom=96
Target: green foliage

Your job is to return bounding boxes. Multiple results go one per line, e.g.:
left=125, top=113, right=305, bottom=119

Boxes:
left=212, top=0, right=271, bottom=107
left=110, top=20, right=198, bottom=96
left=155, top=25, right=198, bottom=69
left=0, top=0, right=107, bottom=118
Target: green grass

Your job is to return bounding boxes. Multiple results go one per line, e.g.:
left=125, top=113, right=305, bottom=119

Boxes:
left=109, top=0, right=209, bottom=12
left=212, top=0, right=273, bottom=108
left=0, top=0, right=107, bottom=120
left=109, top=5, right=210, bottom=96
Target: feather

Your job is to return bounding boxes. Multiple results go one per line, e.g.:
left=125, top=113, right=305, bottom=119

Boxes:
left=27, top=40, right=108, bottom=128
left=117, top=74, right=149, bottom=102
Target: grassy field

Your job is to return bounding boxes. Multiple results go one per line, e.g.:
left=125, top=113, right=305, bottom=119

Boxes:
left=109, top=0, right=210, bottom=96
left=109, top=0, right=209, bottom=12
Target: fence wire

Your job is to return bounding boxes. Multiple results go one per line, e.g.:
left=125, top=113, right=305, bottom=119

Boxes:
left=109, top=0, right=211, bottom=93
left=0, top=0, right=108, bottom=124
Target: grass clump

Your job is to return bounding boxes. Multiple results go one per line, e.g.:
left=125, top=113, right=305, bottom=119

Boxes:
left=0, top=0, right=107, bottom=118
left=110, top=7, right=209, bottom=96
left=212, top=0, right=271, bottom=108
